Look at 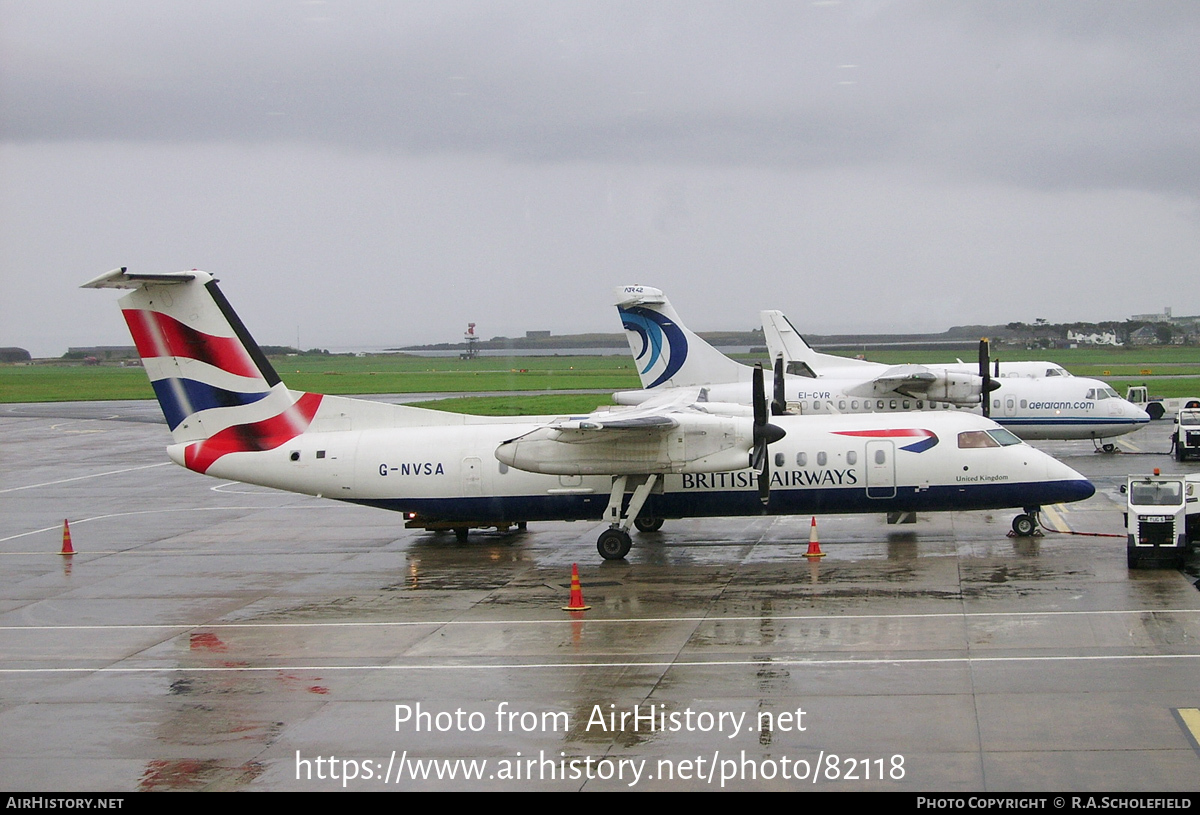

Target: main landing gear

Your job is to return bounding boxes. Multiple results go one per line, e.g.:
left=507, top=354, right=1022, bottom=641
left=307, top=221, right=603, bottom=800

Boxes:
left=596, top=474, right=660, bottom=560
left=1011, top=507, right=1042, bottom=537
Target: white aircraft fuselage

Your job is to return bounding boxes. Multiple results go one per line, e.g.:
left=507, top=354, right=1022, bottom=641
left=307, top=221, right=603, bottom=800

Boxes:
left=170, top=402, right=1092, bottom=523
left=614, top=375, right=1147, bottom=442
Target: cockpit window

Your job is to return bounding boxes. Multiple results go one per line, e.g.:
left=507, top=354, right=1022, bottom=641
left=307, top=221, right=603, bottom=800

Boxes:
left=1102, top=387, right=1119, bottom=399
left=1129, top=480, right=1183, bottom=506
left=986, top=428, right=1022, bottom=446
left=958, top=430, right=999, bottom=448
left=1046, top=368, right=1061, bottom=376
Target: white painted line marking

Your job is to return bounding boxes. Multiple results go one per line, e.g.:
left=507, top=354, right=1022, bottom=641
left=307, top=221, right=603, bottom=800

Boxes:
left=4, top=653, right=1200, bottom=675
left=0, top=462, right=171, bottom=494
left=3, top=607, right=1197, bottom=631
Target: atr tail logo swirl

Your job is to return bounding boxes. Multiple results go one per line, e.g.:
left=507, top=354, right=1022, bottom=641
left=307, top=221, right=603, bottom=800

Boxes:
left=619, top=306, right=687, bottom=388
left=833, top=428, right=940, bottom=453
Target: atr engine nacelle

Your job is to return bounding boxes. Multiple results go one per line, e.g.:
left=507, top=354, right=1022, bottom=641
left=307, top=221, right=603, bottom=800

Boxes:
left=900, top=372, right=988, bottom=406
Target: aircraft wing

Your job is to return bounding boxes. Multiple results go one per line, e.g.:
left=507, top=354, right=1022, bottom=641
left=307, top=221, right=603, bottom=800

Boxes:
left=496, top=400, right=757, bottom=476
left=844, top=364, right=985, bottom=404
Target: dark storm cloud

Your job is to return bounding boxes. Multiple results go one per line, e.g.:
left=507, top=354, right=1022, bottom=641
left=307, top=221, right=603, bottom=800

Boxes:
left=4, top=1, right=1198, bottom=193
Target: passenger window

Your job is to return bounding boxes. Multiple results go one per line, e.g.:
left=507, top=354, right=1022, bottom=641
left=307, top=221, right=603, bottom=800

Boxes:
left=1020, top=400, right=1027, bottom=409
left=796, top=452, right=808, bottom=467
left=817, top=452, right=827, bottom=466
left=775, top=452, right=785, bottom=467
left=874, top=449, right=886, bottom=464
left=838, top=400, right=846, bottom=410
left=902, top=400, right=910, bottom=409
left=851, top=400, right=859, bottom=410
left=847, top=451, right=857, bottom=465
left=876, top=400, right=884, bottom=410
left=889, top=400, right=897, bottom=409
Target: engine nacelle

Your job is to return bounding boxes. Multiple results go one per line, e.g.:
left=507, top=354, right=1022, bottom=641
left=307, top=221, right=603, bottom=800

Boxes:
left=495, top=413, right=755, bottom=476
left=902, top=372, right=985, bottom=406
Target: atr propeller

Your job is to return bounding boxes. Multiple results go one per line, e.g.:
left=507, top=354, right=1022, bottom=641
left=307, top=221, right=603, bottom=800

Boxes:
left=978, top=338, right=1001, bottom=416
left=772, top=356, right=788, bottom=417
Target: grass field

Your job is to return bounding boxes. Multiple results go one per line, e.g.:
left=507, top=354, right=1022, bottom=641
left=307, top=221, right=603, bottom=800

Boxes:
left=5, top=346, right=1200, bottom=415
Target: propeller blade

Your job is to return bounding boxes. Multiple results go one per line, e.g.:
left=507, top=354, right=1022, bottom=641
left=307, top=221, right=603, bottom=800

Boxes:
left=772, top=356, right=787, bottom=416
left=978, top=338, right=991, bottom=418
left=750, top=363, right=786, bottom=505
left=753, top=363, right=767, bottom=428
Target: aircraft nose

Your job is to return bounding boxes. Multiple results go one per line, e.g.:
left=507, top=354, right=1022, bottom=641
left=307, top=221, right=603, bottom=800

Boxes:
left=1129, top=402, right=1150, bottom=423
left=1043, top=454, right=1095, bottom=503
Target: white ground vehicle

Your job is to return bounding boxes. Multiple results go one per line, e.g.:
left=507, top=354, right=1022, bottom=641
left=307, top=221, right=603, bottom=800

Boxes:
left=1125, top=385, right=1200, bottom=421
left=1172, top=409, right=1200, bottom=461
left=1123, top=473, right=1199, bottom=568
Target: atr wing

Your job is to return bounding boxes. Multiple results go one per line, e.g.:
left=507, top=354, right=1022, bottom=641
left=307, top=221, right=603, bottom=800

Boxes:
left=844, top=364, right=985, bottom=405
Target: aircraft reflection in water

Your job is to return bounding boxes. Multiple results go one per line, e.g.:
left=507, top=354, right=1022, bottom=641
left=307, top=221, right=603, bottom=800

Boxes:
left=86, top=270, right=1093, bottom=560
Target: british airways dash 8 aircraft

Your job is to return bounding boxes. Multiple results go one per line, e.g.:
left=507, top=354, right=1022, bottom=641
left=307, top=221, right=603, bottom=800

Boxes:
left=86, top=269, right=1094, bottom=559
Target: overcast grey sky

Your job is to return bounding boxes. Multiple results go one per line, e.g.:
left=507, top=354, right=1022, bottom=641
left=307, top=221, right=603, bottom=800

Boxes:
left=3, top=1, right=1198, bottom=357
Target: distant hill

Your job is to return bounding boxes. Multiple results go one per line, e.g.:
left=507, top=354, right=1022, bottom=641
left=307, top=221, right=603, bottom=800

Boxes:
left=395, top=325, right=1020, bottom=353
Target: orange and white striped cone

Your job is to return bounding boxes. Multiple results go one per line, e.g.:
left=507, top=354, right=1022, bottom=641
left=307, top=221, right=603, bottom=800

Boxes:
left=60, top=519, right=75, bottom=556
left=562, top=563, right=591, bottom=611
left=804, top=516, right=825, bottom=559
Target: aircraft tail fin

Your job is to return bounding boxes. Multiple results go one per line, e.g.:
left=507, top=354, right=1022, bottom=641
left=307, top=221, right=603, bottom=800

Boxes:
left=761, top=310, right=817, bottom=370
left=82, top=268, right=322, bottom=470
left=761, top=309, right=880, bottom=375
left=615, top=285, right=751, bottom=389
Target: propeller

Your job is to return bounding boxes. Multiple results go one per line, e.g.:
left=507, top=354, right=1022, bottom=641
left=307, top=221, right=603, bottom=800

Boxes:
left=751, top=364, right=787, bottom=504
left=978, top=338, right=992, bottom=417
left=772, top=356, right=787, bottom=416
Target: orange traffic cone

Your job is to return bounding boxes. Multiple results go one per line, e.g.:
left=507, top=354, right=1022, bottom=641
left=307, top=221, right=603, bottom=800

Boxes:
left=804, top=516, right=825, bottom=559
left=562, top=563, right=591, bottom=611
left=60, top=519, right=75, bottom=556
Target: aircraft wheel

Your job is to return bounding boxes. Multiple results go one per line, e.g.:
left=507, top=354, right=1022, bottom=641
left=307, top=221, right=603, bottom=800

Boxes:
left=1012, top=514, right=1036, bottom=537
left=1175, top=444, right=1185, bottom=462
left=633, top=516, right=664, bottom=533
left=454, top=527, right=469, bottom=542
left=1102, top=443, right=1116, bottom=454
left=597, top=528, right=632, bottom=560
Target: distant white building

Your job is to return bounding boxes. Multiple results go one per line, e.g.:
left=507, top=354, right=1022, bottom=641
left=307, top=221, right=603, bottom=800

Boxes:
left=1130, top=308, right=1172, bottom=323
left=1067, top=330, right=1120, bottom=347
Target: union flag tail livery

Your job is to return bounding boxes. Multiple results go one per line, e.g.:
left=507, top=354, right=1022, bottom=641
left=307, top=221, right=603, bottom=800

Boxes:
left=82, top=268, right=325, bottom=474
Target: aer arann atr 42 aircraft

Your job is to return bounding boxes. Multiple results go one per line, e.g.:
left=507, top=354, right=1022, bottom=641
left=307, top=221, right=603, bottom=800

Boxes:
left=86, top=269, right=1093, bottom=559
